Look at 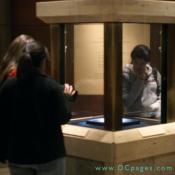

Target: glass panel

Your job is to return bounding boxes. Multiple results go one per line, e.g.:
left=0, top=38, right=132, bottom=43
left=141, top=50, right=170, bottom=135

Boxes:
left=122, top=23, right=161, bottom=125
left=74, top=24, right=104, bottom=95
left=122, top=24, right=150, bottom=67
left=71, top=24, right=104, bottom=118
left=69, top=23, right=162, bottom=130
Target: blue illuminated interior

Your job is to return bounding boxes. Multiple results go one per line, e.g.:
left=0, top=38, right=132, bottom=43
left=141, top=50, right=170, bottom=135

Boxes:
left=86, top=117, right=140, bottom=126
left=69, top=114, right=160, bottom=130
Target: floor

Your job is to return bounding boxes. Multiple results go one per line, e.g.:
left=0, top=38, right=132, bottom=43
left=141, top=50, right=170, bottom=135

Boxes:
left=0, top=164, right=10, bottom=175
left=0, top=168, right=10, bottom=175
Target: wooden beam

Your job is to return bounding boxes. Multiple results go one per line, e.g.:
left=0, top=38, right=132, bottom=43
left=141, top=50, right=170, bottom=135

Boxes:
left=50, top=24, right=65, bottom=81
left=37, top=0, right=175, bottom=24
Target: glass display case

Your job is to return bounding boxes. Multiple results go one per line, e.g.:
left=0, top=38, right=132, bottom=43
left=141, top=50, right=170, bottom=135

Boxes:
left=62, top=23, right=163, bottom=130
left=37, top=1, right=175, bottom=174
left=36, top=0, right=175, bottom=131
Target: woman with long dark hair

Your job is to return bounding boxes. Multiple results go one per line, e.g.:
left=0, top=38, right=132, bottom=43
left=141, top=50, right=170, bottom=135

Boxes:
left=0, top=34, right=34, bottom=86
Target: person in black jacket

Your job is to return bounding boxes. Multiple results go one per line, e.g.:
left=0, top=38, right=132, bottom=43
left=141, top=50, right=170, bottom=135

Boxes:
left=0, top=40, right=73, bottom=175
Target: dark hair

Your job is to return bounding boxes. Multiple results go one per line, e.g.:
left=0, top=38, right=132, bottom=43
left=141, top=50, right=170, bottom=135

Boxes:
left=131, top=44, right=150, bottom=63
left=17, top=40, right=47, bottom=80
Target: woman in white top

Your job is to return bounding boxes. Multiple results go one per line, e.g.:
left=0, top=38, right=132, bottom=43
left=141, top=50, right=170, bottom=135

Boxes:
left=123, top=44, right=161, bottom=118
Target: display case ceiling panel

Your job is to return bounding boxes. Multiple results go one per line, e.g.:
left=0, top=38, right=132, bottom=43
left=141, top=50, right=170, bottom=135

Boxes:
left=37, top=0, right=175, bottom=23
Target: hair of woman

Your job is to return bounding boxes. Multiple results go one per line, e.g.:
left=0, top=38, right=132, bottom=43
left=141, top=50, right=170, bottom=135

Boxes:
left=0, top=34, right=34, bottom=81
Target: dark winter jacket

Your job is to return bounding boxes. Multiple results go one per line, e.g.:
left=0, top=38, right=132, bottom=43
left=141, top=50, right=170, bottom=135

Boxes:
left=0, top=73, right=71, bottom=164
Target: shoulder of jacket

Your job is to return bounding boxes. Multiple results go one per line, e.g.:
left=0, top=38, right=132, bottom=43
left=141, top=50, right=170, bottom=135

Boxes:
left=0, top=77, right=17, bottom=92
left=43, top=76, right=63, bottom=92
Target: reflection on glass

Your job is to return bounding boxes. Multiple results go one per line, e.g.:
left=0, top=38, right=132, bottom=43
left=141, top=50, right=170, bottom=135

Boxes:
left=122, top=24, right=161, bottom=120
left=71, top=23, right=162, bottom=129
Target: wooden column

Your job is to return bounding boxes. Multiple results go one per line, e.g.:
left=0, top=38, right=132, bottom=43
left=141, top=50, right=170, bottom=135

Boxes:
left=104, top=23, right=122, bottom=131
left=150, top=24, right=162, bottom=71
left=50, top=24, right=65, bottom=83
left=166, top=24, right=175, bottom=123
left=64, top=24, right=74, bottom=84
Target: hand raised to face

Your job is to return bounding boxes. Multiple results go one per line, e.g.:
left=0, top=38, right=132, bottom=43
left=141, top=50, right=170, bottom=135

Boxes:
left=132, top=58, right=148, bottom=80
left=64, top=83, right=77, bottom=97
